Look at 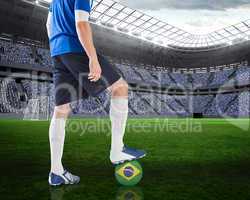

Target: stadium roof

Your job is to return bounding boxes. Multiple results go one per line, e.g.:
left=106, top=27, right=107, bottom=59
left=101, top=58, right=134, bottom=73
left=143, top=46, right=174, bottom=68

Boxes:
left=32, top=0, right=250, bottom=50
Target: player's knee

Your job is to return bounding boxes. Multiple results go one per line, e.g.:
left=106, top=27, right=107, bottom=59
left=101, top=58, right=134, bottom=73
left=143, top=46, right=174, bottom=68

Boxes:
left=54, top=104, right=71, bottom=118
left=111, top=79, right=128, bottom=98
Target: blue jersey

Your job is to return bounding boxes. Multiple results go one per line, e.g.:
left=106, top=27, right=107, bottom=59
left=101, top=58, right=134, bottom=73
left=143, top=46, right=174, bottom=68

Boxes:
left=48, top=0, right=93, bottom=57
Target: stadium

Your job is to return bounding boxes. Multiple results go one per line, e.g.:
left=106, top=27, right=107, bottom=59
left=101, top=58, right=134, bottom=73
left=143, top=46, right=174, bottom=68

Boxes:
left=0, top=0, right=250, bottom=199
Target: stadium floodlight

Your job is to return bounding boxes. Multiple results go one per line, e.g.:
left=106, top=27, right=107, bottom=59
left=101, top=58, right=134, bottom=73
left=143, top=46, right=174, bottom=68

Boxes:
left=40, top=0, right=52, bottom=2
left=100, top=21, right=114, bottom=28
left=232, top=37, right=247, bottom=45
left=132, top=32, right=141, bottom=37
left=156, top=40, right=163, bottom=43
left=89, top=17, right=98, bottom=23
left=145, top=36, right=153, bottom=41
left=117, top=27, right=129, bottom=33
left=106, top=23, right=115, bottom=28
left=227, top=41, right=233, bottom=46
left=21, top=0, right=50, bottom=8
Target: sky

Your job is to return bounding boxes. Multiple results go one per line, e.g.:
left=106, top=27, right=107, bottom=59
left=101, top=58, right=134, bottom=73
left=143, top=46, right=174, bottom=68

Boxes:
left=118, top=0, right=250, bottom=34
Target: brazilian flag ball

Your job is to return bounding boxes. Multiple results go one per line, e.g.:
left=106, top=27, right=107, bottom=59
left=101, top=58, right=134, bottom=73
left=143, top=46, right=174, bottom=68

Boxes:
left=115, top=160, right=143, bottom=186
left=116, top=187, right=144, bottom=200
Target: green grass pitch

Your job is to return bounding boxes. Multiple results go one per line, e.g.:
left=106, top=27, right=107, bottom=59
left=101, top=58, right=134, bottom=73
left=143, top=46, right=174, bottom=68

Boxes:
left=0, top=118, right=250, bottom=200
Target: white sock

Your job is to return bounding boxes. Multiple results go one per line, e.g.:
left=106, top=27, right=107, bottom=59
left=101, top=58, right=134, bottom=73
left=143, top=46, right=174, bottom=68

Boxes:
left=110, top=98, right=128, bottom=154
left=49, top=116, right=66, bottom=175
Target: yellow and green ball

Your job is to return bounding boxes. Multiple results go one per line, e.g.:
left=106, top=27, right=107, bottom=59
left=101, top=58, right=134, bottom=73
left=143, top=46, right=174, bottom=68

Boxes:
left=116, top=187, right=144, bottom=200
left=115, top=160, right=143, bottom=186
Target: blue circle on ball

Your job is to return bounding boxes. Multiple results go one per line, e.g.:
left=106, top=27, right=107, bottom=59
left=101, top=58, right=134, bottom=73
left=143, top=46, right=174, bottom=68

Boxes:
left=123, top=166, right=134, bottom=177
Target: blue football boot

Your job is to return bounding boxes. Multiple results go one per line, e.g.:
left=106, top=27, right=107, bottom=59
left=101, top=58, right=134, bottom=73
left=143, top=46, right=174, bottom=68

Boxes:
left=110, top=146, right=146, bottom=165
left=48, top=170, right=80, bottom=186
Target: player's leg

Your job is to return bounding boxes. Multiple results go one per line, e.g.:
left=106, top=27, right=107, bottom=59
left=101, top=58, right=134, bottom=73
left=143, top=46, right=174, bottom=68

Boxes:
left=49, top=104, right=80, bottom=186
left=108, top=79, right=128, bottom=154
left=49, top=56, right=81, bottom=186
left=57, top=53, right=146, bottom=164
left=108, top=79, right=146, bottom=164
left=49, top=103, right=71, bottom=176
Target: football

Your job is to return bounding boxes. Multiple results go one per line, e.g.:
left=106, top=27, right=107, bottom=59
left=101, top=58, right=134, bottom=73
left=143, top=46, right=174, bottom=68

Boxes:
left=115, top=160, right=143, bottom=186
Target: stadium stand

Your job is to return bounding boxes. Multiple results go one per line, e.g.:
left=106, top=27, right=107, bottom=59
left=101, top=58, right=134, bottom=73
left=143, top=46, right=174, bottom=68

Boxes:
left=0, top=78, right=22, bottom=113
left=236, top=66, right=250, bottom=86
left=0, top=39, right=249, bottom=118
left=0, top=40, right=35, bottom=66
left=36, top=47, right=53, bottom=68
left=0, top=40, right=53, bottom=68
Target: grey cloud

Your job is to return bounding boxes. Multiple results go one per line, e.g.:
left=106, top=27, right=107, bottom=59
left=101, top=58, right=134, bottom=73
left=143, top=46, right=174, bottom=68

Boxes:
left=119, top=0, right=250, bottom=10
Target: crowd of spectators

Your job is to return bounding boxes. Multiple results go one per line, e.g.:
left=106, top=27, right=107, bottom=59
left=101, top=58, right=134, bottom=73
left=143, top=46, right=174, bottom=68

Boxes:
left=0, top=40, right=249, bottom=118
left=0, top=77, right=249, bottom=118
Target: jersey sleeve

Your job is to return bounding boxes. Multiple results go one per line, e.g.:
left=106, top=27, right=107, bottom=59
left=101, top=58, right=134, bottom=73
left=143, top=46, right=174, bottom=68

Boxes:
left=75, top=0, right=91, bottom=22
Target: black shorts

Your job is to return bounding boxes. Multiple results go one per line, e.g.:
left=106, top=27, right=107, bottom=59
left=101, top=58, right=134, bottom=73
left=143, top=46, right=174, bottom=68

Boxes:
left=52, top=53, right=121, bottom=106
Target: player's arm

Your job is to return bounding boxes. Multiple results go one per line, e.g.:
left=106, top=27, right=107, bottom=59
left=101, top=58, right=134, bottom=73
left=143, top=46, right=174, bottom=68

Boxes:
left=76, top=22, right=96, bottom=64
left=75, top=0, right=101, bottom=82
left=46, top=6, right=52, bottom=38
left=76, top=22, right=101, bottom=82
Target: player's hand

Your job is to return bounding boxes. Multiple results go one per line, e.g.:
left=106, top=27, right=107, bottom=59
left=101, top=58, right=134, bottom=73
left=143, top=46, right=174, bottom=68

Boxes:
left=88, top=58, right=102, bottom=82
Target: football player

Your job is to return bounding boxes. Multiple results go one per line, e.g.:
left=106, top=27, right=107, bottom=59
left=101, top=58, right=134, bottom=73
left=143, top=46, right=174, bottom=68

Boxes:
left=46, top=0, right=146, bottom=186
